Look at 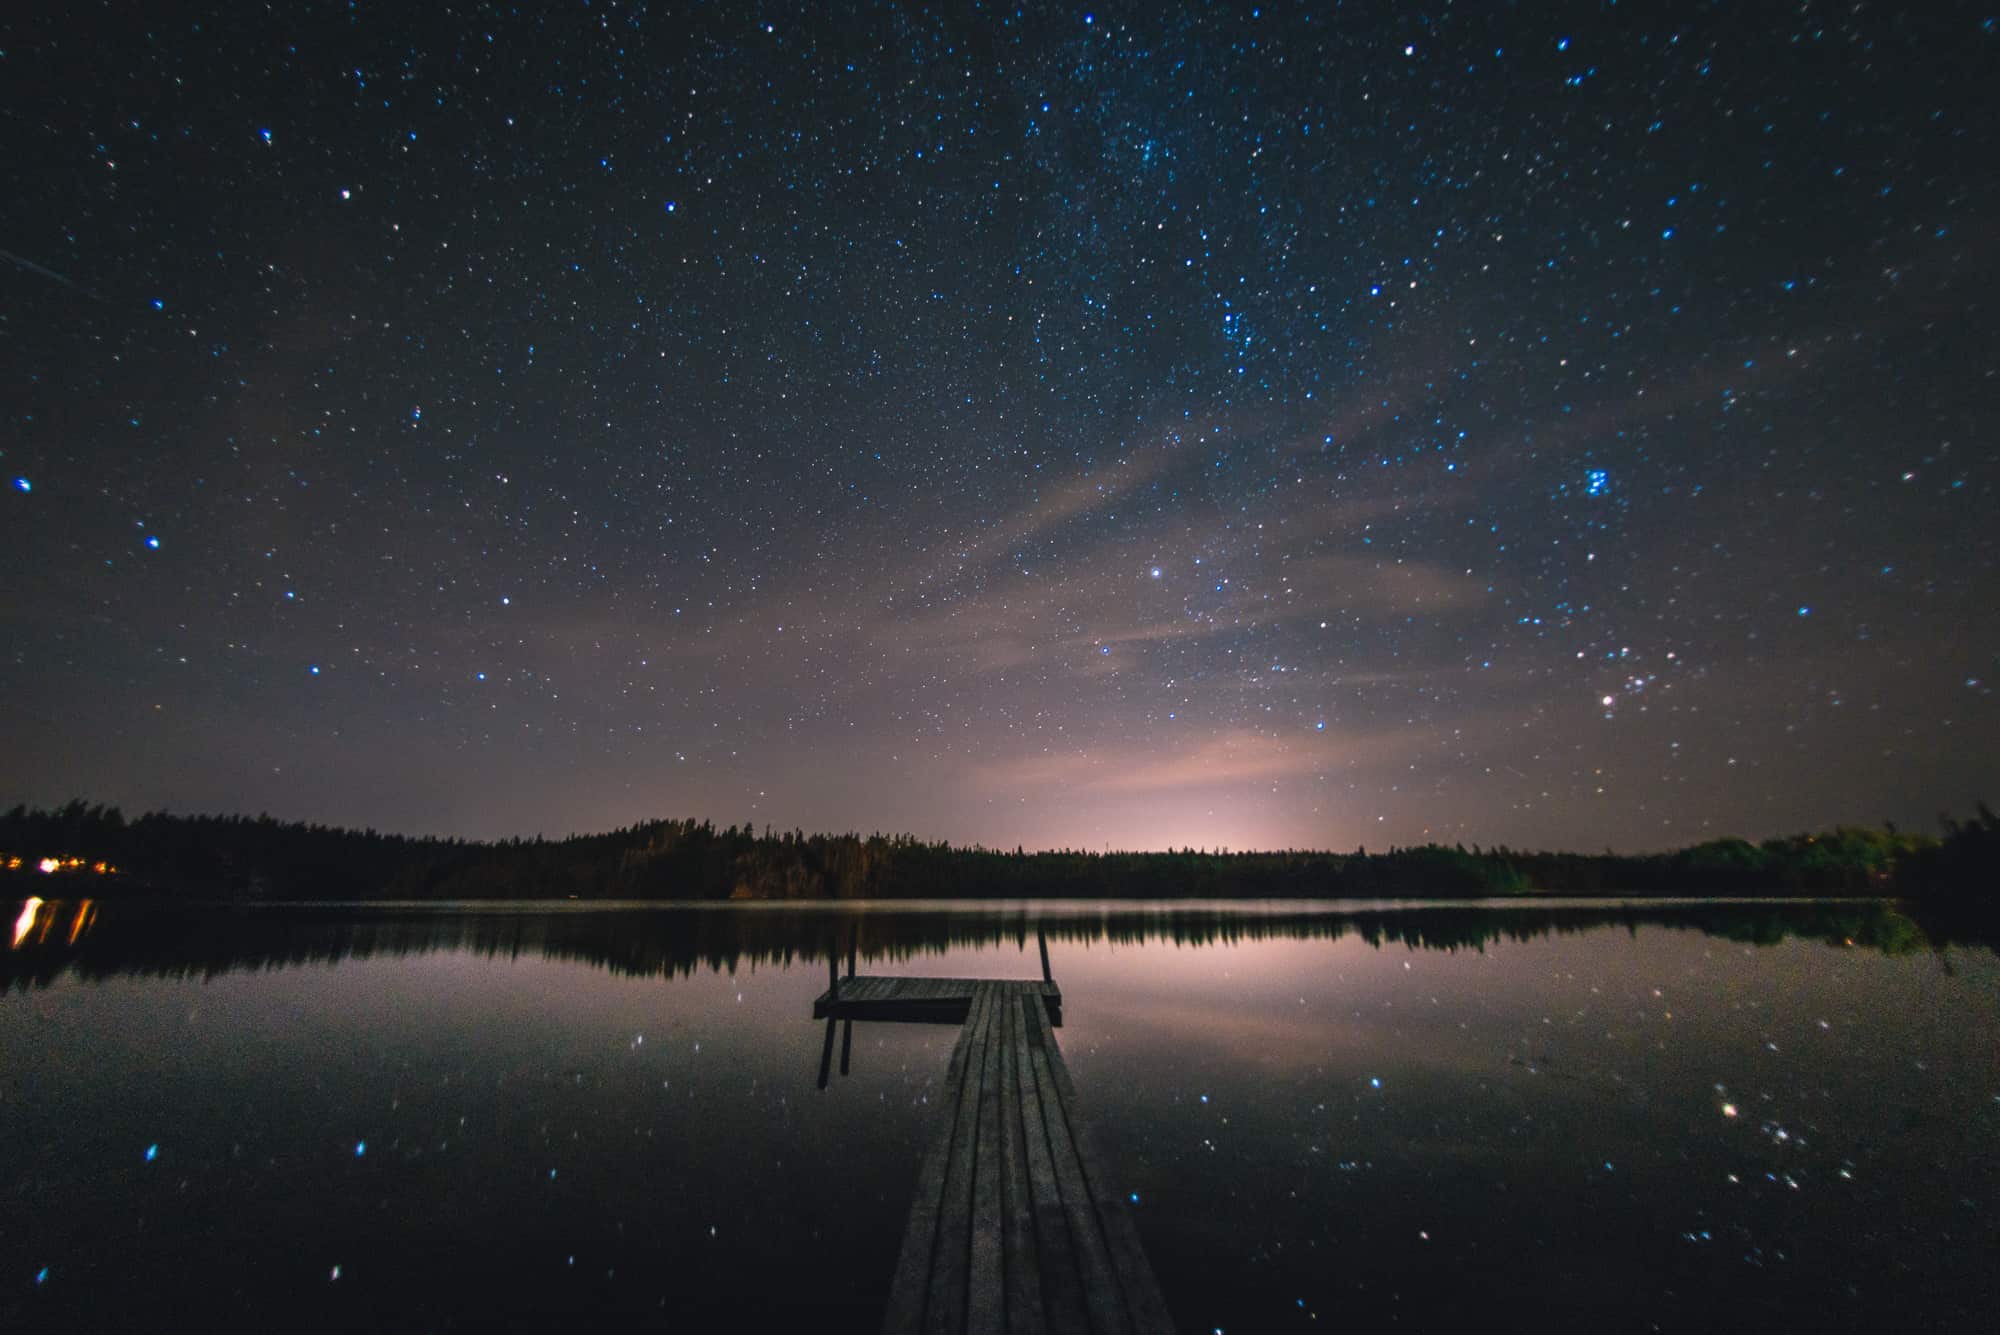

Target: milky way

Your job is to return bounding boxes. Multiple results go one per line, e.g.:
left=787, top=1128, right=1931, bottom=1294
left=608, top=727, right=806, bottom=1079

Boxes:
left=2, top=3, right=1994, bottom=849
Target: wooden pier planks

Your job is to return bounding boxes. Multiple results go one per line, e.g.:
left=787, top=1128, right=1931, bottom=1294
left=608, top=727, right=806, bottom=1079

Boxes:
left=1021, top=990, right=1176, bottom=1335
left=814, top=974, right=1062, bottom=1026
left=881, top=985, right=993, bottom=1334
left=878, top=981, right=1173, bottom=1335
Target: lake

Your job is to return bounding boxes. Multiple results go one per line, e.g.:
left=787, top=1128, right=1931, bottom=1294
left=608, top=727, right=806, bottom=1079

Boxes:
left=4, top=897, right=1996, bottom=1331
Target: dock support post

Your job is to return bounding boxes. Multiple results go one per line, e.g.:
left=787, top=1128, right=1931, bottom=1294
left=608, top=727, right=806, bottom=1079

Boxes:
left=1038, top=927, right=1053, bottom=985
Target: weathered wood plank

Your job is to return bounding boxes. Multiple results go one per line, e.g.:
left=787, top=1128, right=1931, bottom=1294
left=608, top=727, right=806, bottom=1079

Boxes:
left=999, top=975, right=1046, bottom=1335
left=883, top=983, right=992, bottom=1334
left=1015, top=997, right=1090, bottom=1335
left=966, top=982, right=1007, bottom=1335
left=1023, top=993, right=1174, bottom=1334
left=1024, top=995, right=1129, bottom=1335
left=924, top=983, right=996, bottom=1335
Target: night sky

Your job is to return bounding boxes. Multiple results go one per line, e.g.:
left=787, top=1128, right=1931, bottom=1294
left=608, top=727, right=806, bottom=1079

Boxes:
left=2, top=2, right=1994, bottom=852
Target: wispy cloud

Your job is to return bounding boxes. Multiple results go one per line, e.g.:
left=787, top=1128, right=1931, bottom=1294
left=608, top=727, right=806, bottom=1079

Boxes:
left=1272, top=553, right=1490, bottom=614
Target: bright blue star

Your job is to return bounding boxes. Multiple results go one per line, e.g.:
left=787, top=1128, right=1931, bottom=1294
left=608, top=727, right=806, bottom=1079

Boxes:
left=12, top=477, right=28, bottom=493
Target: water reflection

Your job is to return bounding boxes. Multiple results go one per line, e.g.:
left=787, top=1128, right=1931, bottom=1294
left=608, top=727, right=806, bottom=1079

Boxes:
left=6, top=896, right=1996, bottom=1332
left=12, top=895, right=41, bottom=947
left=2, top=895, right=1981, bottom=993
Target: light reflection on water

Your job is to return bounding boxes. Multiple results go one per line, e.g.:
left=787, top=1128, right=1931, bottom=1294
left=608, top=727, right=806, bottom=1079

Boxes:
left=2, top=898, right=1995, bottom=1331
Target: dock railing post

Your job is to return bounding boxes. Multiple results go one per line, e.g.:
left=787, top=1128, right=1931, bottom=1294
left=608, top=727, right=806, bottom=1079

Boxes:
left=1038, top=926, right=1053, bottom=985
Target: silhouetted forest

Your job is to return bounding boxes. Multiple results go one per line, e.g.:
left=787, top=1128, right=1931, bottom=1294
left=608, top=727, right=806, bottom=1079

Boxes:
left=3, top=800, right=1996, bottom=907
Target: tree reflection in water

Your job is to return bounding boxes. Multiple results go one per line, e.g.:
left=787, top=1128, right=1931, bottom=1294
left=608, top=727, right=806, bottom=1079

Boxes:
left=5, top=896, right=1982, bottom=993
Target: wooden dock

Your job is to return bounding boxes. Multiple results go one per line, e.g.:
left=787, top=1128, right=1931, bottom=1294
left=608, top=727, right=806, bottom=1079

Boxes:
left=813, top=974, right=1062, bottom=1026
left=817, top=975, right=1173, bottom=1335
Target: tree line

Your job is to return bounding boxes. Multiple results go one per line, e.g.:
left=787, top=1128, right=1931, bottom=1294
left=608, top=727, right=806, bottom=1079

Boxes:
left=2, top=799, right=1995, bottom=905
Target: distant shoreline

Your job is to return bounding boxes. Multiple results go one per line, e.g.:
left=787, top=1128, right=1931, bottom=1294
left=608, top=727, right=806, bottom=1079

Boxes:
left=4, top=800, right=1994, bottom=907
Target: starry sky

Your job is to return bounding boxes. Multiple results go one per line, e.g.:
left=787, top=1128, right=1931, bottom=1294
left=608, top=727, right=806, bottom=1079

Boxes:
left=2, top=2, right=1994, bottom=852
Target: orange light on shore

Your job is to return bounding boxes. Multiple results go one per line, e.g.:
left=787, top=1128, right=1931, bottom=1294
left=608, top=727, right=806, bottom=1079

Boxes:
left=6, top=854, right=116, bottom=876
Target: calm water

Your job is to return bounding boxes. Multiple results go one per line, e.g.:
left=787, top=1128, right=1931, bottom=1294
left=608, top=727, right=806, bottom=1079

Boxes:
left=4, top=897, right=1996, bottom=1332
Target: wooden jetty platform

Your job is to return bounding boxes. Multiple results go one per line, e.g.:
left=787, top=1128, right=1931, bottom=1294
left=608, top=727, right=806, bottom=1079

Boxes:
left=813, top=963, right=1173, bottom=1334
left=813, top=974, right=1062, bottom=1025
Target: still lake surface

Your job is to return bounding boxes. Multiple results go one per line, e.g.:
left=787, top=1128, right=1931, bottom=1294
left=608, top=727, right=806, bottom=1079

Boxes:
left=4, top=896, right=1996, bottom=1332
